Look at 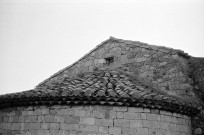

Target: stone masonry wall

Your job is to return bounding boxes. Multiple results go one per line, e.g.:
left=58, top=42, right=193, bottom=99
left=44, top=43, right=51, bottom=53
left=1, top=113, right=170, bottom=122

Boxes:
left=39, top=39, right=195, bottom=99
left=0, top=105, right=191, bottom=135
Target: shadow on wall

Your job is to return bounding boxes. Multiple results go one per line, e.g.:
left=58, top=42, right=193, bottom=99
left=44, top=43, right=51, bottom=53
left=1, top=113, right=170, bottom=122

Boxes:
left=189, top=57, right=204, bottom=135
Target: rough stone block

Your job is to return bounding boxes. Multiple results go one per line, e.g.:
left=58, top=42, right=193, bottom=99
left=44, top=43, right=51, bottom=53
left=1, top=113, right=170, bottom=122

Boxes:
left=82, top=125, right=98, bottom=133
left=37, top=130, right=50, bottom=135
left=3, top=117, right=9, bottom=122
left=96, top=119, right=113, bottom=127
left=136, top=57, right=147, bottom=62
left=124, top=112, right=141, bottom=120
left=146, top=114, right=160, bottom=121
left=149, top=128, right=158, bottom=135
left=160, top=121, right=170, bottom=130
left=50, top=109, right=57, bottom=115
left=169, top=123, right=177, bottom=132
left=38, top=116, right=45, bottom=122
left=109, top=110, right=117, bottom=119
left=121, top=55, right=128, bottom=63
left=58, top=130, right=68, bottom=135
left=128, top=107, right=143, bottom=113
left=60, top=123, right=79, bottom=131
left=29, top=123, right=40, bottom=130
left=130, top=120, right=143, bottom=128
left=24, top=116, right=31, bottom=122
left=27, top=111, right=34, bottom=115
left=57, top=109, right=69, bottom=115
left=33, top=108, right=42, bottom=115
left=99, top=126, right=109, bottom=134
left=45, top=115, right=55, bottom=123
left=20, top=123, right=28, bottom=130
left=41, top=123, right=49, bottom=130
left=8, top=117, right=13, bottom=122
left=151, top=109, right=160, bottom=114
left=30, top=116, right=37, bottom=122
left=18, top=116, right=25, bottom=122
left=11, top=130, right=19, bottom=135
left=114, top=119, right=129, bottom=127
left=42, top=108, right=49, bottom=115
left=109, top=127, right=121, bottom=135
left=54, top=115, right=65, bottom=123
left=160, top=115, right=172, bottom=122
left=143, top=108, right=150, bottom=113
left=80, top=118, right=95, bottom=125
left=50, top=123, right=60, bottom=130
left=12, top=123, right=21, bottom=130
left=75, top=110, right=86, bottom=117
left=141, top=113, right=146, bottom=119
left=22, top=111, right=28, bottom=116
left=122, top=127, right=138, bottom=135
left=142, top=120, right=150, bottom=128
left=64, top=116, right=80, bottom=124
left=113, top=106, right=127, bottom=112
left=137, top=127, right=149, bottom=135
left=116, top=112, right=124, bottom=119
left=142, top=120, right=160, bottom=129
left=91, top=110, right=104, bottom=118
left=160, top=111, right=172, bottom=116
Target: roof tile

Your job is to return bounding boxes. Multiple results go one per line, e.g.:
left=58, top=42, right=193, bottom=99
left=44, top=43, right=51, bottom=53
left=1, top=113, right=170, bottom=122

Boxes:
left=0, top=69, right=200, bottom=116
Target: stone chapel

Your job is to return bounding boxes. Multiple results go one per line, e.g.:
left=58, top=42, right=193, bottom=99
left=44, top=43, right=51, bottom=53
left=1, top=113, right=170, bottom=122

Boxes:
left=0, top=37, right=203, bottom=135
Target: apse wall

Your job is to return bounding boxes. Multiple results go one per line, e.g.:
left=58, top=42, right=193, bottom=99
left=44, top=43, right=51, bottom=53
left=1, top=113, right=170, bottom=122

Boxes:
left=0, top=105, right=191, bottom=135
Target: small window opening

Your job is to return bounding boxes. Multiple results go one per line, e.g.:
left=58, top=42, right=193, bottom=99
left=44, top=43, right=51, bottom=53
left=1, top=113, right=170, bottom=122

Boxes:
left=105, top=57, right=114, bottom=66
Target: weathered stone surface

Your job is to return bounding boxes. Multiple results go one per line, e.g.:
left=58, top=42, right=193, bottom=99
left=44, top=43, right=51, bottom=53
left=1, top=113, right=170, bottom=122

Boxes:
left=109, top=127, right=121, bottom=135
left=41, top=123, right=49, bottom=129
left=0, top=106, right=191, bottom=135
left=45, top=115, right=55, bottom=123
left=1, top=37, right=202, bottom=135
left=50, top=123, right=60, bottom=130
left=64, top=116, right=80, bottom=124
left=29, top=123, right=40, bottom=130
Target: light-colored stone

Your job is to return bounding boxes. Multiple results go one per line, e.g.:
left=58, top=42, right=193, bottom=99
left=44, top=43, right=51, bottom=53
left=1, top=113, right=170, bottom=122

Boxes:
left=124, top=112, right=141, bottom=120
left=80, top=118, right=95, bottom=125
left=128, top=107, right=143, bottom=113
left=130, top=120, right=143, bottom=128
left=114, top=119, right=129, bottom=127
left=113, top=106, right=127, bottom=112
left=116, top=112, right=124, bottom=119
left=109, top=127, right=121, bottom=135
left=50, top=123, right=60, bottom=130
left=64, top=116, right=80, bottom=124
left=0, top=105, right=192, bottom=135
left=99, top=126, right=109, bottom=134
left=41, top=123, right=49, bottom=129
left=146, top=113, right=160, bottom=121
left=82, top=125, right=98, bottom=133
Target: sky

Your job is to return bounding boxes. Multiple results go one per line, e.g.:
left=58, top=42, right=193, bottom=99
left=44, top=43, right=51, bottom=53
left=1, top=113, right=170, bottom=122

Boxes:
left=0, top=0, right=203, bottom=95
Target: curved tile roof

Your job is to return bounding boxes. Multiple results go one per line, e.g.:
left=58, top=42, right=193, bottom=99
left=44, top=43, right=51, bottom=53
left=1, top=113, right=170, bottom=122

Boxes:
left=0, top=69, right=200, bottom=116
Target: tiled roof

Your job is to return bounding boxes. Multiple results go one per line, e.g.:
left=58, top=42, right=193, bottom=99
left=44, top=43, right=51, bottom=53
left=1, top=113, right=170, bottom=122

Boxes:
left=0, top=69, right=200, bottom=116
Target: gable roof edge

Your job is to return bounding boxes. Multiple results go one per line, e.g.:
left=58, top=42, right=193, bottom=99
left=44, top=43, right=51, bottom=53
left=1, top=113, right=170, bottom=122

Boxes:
left=36, top=36, right=191, bottom=87
left=36, top=37, right=112, bottom=87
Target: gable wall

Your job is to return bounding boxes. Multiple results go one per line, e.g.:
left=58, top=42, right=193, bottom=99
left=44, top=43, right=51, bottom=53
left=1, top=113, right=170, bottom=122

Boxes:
left=38, top=39, right=195, bottom=99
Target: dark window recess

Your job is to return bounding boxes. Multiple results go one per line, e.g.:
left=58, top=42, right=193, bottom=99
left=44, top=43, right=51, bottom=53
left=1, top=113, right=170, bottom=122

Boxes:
left=105, top=57, right=114, bottom=66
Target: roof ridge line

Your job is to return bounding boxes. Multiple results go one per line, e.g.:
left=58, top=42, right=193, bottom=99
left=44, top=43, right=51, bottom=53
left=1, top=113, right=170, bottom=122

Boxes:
left=110, top=37, right=191, bottom=56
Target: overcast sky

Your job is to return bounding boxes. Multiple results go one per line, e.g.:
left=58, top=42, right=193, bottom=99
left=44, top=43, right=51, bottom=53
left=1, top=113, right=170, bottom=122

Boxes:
left=0, top=0, right=203, bottom=95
